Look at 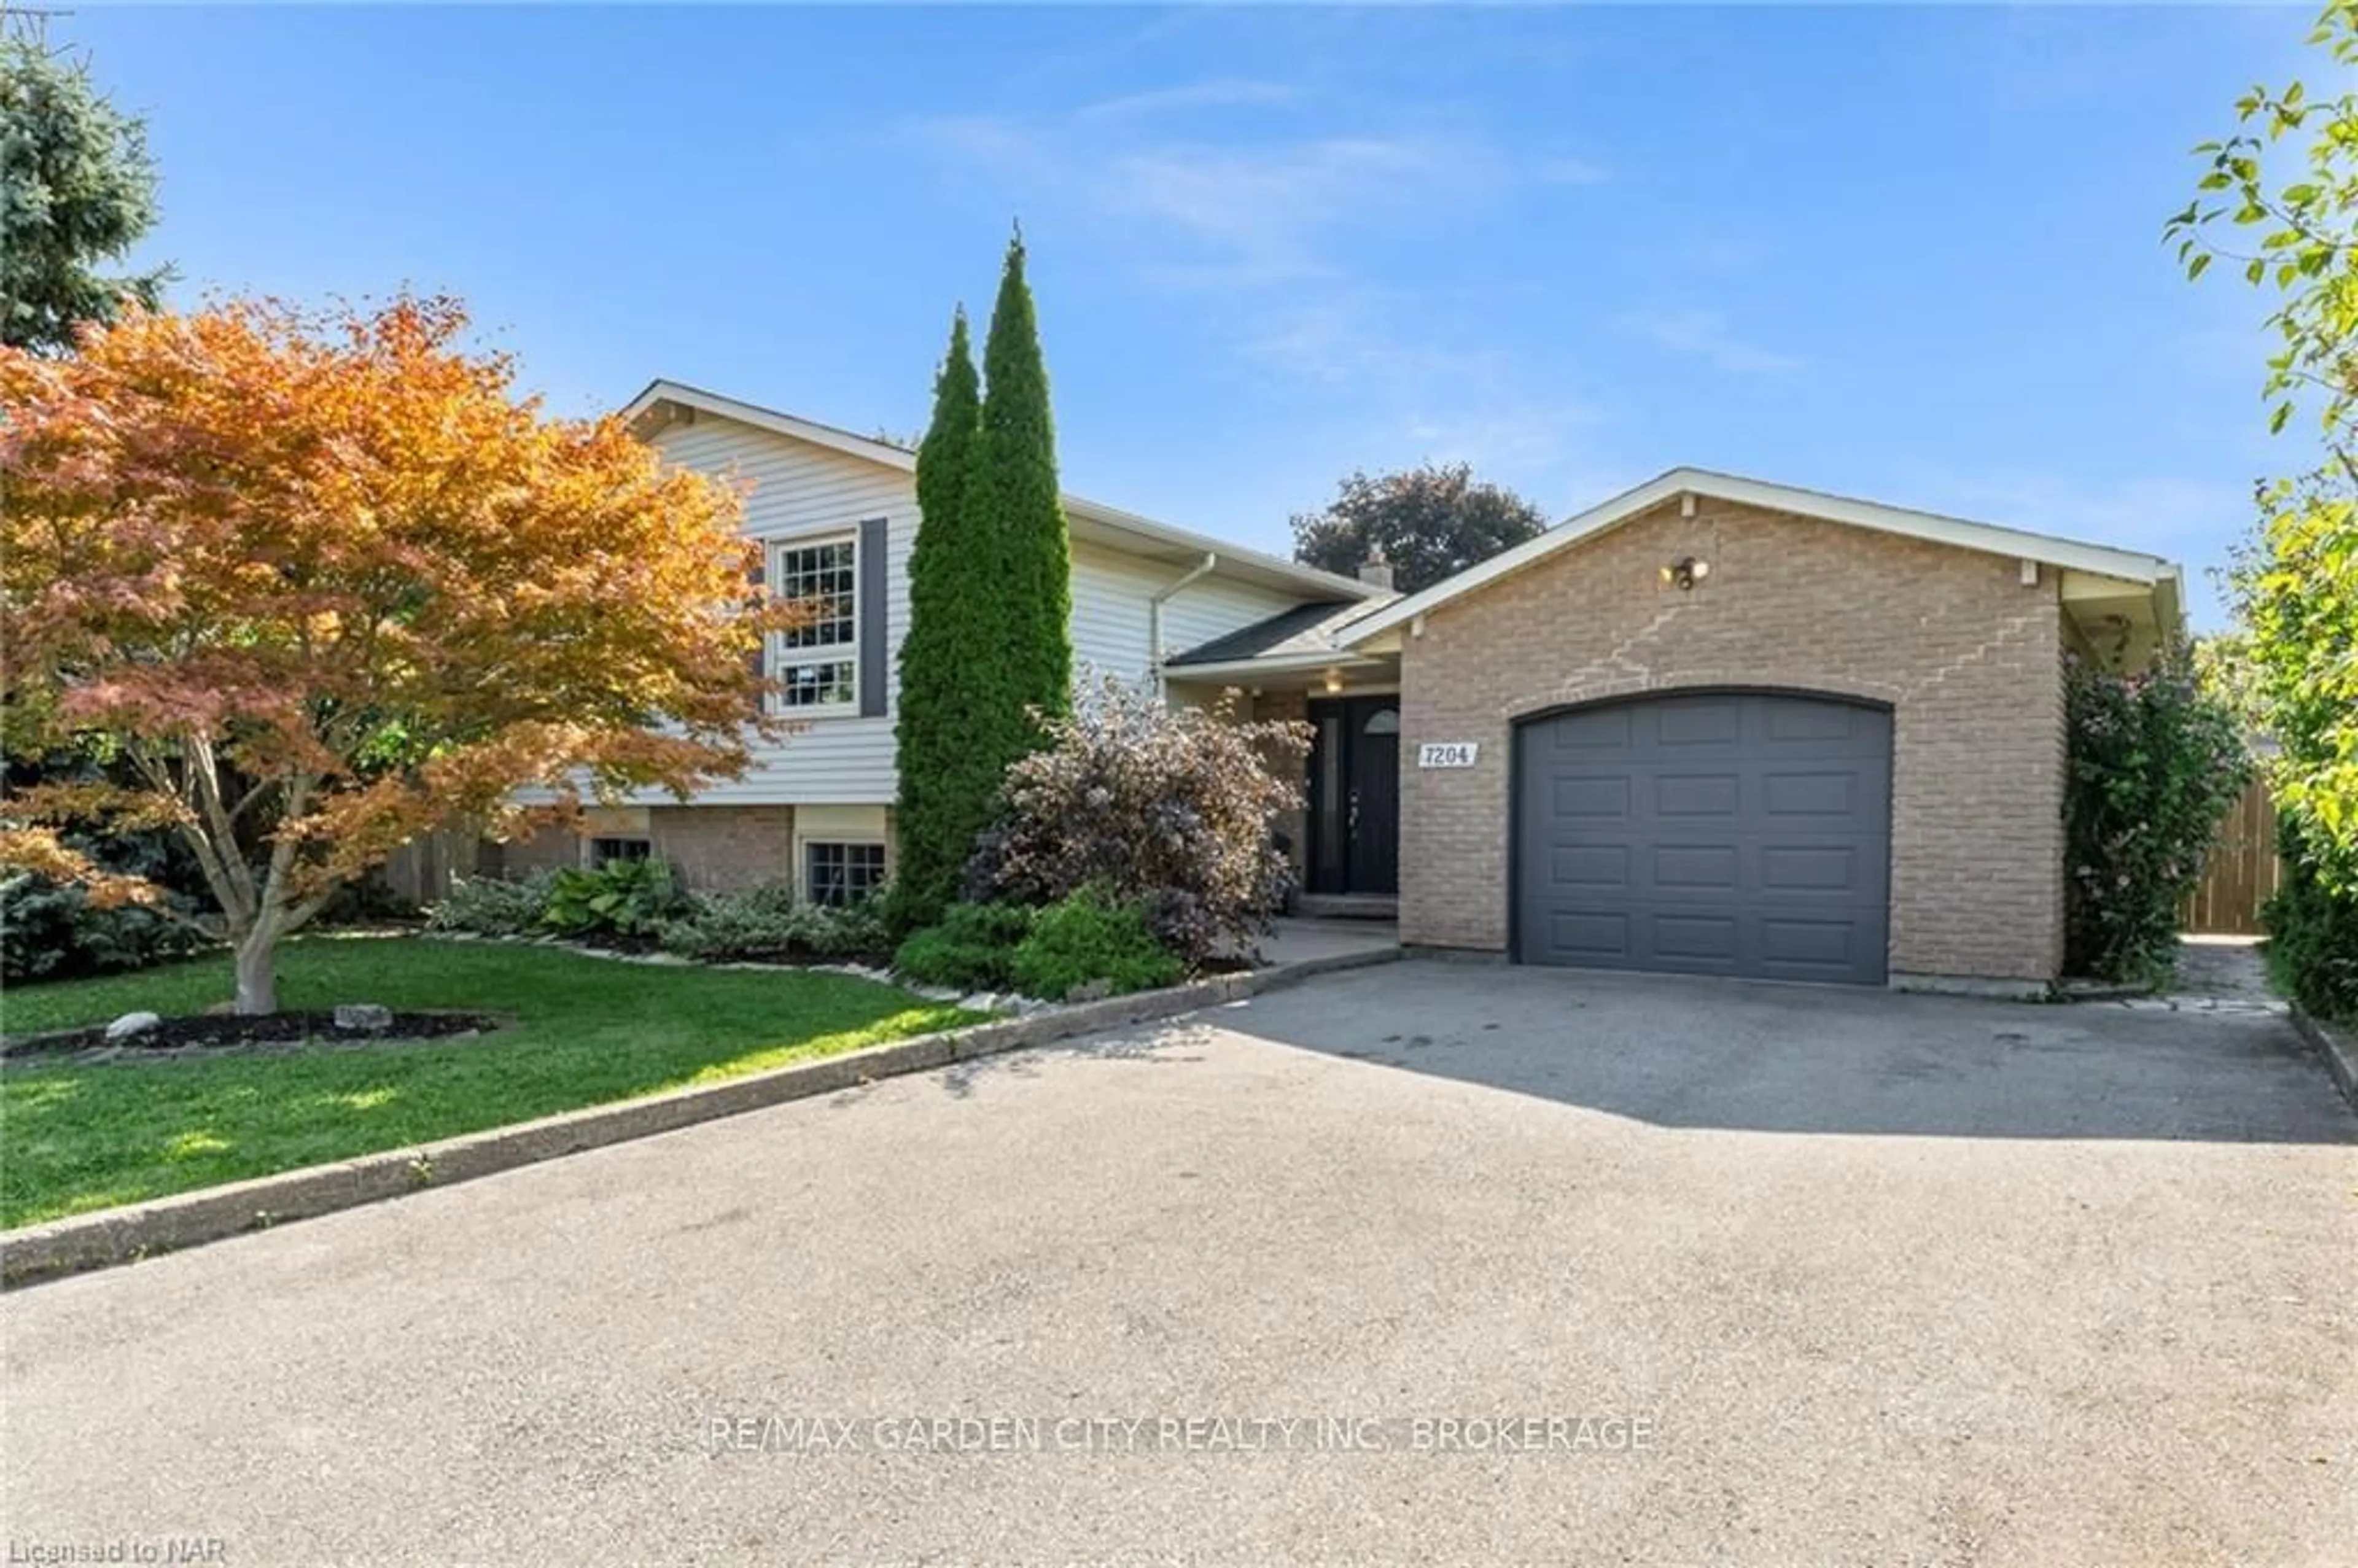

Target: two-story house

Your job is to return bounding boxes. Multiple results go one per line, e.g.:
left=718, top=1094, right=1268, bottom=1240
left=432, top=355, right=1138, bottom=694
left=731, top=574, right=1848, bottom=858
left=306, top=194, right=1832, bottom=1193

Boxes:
left=496, top=380, right=1392, bottom=904
left=499, top=380, right=2189, bottom=992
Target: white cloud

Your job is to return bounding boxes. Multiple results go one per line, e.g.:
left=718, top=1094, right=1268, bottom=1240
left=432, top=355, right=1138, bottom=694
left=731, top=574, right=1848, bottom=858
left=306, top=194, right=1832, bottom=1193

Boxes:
left=906, top=108, right=1504, bottom=277
left=898, top=83, right=1625, bottom=505
left=1665, top=235, right=1767, bottom=274
left=1532, top=155, right=1610, bottom=187
left=1245, top=295, right=1513, bottom=395
left=1622, top=307, right=1802, bottom=375
left=1116, top=134, right=1487, bottom=266
left=1239, top=288, right=1620, bottom=509
left=1396, top=401, right=1630, bottom=505
left=1075, top=78, right=1301, bottom=121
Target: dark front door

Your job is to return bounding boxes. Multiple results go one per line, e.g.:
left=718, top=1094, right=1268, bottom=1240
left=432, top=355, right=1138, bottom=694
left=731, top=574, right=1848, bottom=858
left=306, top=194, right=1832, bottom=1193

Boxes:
left=1307, top=696, right=1400, bottom=895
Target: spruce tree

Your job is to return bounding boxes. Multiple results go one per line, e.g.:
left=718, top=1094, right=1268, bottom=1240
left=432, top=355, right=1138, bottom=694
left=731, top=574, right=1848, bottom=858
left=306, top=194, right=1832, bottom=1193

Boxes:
left=889, top=308, right=987, bottom=929
left=973, top=228, right=1074, bottom=727
left=1, top=35, right=171, bottom=352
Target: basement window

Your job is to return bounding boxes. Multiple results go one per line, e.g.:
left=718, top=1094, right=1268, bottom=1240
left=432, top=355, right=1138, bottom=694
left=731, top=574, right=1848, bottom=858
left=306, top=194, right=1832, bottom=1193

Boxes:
left=804, top=841, right=886, bottom=907
left=590, top=837, right=652, bottom=866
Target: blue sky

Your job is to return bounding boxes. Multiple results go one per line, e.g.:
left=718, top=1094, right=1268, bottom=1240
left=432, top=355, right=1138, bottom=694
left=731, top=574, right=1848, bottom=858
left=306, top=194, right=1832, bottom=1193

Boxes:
left=68, top=4, right=2335, bottom=626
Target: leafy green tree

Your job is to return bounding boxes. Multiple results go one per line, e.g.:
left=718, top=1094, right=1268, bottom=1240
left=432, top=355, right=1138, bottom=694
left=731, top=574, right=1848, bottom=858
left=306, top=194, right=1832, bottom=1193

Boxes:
left=2171, top=1, right=2358, bottom=1015
left=2063, top=650, right=2252, bottom=984
left=973, top=228, right=1073, bottom=728
left=2192, top=632, right=2268, bottom=732
left=2168, top=1, right=2358, bottom=875
left=0, top=33, right=170, bottom=352
left=1291, top=462, right=1548, bottom=595
left=890, top=308, right=989, bottom=928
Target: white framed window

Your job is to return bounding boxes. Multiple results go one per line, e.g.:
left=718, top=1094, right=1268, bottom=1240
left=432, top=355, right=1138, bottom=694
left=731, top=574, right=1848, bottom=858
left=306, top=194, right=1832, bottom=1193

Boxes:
left=804, top=840, right=887, bottom=907
left=771, top=535, right=859, bottom=713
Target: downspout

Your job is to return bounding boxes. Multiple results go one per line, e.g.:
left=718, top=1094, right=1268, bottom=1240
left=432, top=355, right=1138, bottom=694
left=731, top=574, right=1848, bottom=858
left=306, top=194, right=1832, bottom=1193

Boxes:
left=1148, top=552, right=1218, bottom=691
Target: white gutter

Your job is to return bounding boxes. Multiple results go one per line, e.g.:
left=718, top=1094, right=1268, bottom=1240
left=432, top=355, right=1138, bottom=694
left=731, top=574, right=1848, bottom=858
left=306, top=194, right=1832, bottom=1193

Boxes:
left=2156, top=564, right=2187, bottom=643
left=1160, top=650, right=1396, bottom=684
left=1148, top=553, right=1218, bottom=684
left=625, top=381, right=1383, bottom=604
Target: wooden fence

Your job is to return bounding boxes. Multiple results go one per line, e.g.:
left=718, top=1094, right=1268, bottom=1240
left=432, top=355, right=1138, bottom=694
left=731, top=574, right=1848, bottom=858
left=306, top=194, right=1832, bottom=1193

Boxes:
left=378, top=825, right=486, bottom=909
left=2181, top=776, right=2281, bottom=936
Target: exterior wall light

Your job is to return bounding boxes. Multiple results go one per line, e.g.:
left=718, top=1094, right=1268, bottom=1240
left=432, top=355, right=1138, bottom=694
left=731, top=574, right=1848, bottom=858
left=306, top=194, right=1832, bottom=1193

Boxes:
left=1659, top=556, right=1711, bottom=591
left=1323, top=667, right=1344, bottom=694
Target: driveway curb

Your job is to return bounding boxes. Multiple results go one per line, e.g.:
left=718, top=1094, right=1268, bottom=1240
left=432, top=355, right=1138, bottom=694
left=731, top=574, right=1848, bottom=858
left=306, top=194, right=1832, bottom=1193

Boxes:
left=1, top=945, right=1400, bottom=1289
left=2289, top=1004, right=2358, bottom=1112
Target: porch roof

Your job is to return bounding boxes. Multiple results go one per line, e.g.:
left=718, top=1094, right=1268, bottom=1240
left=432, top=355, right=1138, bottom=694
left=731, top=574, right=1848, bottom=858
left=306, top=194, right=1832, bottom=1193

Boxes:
left=1164, top=597, right=1397, bottom=674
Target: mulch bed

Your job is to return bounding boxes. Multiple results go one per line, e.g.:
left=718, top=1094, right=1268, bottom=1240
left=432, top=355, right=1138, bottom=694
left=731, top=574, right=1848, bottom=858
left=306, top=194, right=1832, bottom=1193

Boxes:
left=2, top=1010, right=504, bottom=1063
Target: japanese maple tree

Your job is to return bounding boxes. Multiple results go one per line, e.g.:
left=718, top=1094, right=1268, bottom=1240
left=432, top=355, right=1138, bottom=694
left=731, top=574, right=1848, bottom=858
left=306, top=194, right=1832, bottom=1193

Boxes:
left=1, top=297, right=790, bottom=1012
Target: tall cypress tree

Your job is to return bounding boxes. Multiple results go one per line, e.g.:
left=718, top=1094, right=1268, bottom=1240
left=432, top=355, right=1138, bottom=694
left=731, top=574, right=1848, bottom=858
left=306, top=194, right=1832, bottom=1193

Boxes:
left=889, top=308, right=987, bottom=930
left=973, top=227, right=1073, bottom=727
left=888, top=234, right=1073, bottom=931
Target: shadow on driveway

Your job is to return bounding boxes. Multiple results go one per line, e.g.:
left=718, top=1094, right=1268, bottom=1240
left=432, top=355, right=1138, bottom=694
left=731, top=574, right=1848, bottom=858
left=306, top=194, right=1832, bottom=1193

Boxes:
left=964, top=959, right=2358, bottom=1145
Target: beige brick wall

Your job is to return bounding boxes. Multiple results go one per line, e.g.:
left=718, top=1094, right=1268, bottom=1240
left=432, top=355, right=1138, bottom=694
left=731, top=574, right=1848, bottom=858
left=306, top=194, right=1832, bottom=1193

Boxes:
left=494, top=827, right=577, bottom=880
left=490, top=806, right=799, bottom=893
left=649, top=806, right=796, bottom=893
left=1399, top=497, right=2066, bottom=982
left=1251, top=688, right=1312, bottom=879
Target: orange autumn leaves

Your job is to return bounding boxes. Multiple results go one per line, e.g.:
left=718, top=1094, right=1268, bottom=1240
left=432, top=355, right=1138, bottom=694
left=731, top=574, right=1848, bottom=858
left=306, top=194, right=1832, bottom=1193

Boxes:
left=1, top=297, right=795, bottom=922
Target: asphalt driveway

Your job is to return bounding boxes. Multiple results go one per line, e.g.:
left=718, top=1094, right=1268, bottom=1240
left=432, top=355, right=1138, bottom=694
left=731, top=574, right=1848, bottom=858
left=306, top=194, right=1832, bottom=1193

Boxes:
left=5, top=962, right=2354, bottom=1565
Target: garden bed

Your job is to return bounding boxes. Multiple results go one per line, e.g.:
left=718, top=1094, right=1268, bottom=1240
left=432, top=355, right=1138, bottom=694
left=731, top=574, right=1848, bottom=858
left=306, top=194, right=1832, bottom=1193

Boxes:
left=2, top=1009, right=505, bottom=1063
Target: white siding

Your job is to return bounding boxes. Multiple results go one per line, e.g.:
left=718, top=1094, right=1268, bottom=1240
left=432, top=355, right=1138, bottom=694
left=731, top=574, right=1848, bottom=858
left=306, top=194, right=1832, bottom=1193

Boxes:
left=1070, top=543, right=1316, bottom=686
left=643, top=413, right=1330, bottom=805
left=1159, top=573, right=1319, bottom=664
left=1069, top=542, right=1164, bottom=684
left=648, top=415, right=914, bottom=805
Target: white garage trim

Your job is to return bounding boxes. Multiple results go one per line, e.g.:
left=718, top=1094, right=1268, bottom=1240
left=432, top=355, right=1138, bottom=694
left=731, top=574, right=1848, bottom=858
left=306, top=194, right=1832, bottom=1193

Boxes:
left=1344, top=467, right=2181, bottom=646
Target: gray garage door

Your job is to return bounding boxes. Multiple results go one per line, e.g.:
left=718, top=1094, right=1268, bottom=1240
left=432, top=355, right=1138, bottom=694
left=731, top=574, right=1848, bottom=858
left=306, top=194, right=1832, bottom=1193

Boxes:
left=1514, top=692, right=1891, bottom=984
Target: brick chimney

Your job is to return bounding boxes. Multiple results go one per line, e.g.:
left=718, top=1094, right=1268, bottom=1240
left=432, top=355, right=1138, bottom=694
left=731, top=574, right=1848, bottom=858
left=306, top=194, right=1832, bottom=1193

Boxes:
left=1358, top=546, right=1395, bottom=591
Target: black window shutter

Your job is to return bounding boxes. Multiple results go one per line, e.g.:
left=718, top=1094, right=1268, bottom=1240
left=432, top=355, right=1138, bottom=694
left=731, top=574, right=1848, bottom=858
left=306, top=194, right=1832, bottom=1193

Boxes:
left=858, top=518, right=887, bottom=718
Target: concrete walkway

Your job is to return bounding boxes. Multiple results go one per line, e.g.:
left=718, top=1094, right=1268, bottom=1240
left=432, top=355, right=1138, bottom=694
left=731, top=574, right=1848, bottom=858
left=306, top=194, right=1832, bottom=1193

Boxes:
left=1257, top=915, right=1399, bottom=966
left=2171, top=933, right=2281, bottom=1007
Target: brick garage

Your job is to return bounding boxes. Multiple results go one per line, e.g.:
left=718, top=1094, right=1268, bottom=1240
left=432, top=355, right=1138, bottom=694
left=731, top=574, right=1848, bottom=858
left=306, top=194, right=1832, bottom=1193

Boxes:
left=1385, top=489, right=2136, bottom=985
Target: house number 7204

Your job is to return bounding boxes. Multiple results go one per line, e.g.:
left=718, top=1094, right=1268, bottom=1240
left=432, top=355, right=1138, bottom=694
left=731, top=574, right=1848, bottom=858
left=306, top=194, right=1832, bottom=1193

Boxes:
left=1417, top=742, right=1479, bottom=769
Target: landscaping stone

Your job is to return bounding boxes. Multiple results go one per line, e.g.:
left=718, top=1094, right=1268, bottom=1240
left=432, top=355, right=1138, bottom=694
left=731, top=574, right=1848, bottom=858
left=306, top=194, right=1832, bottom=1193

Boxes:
left=103, top=1012, right=161, bottom=1042
left=333, top=1004, right=394, bottom=1033
left=11, top=1010, right=501, bottom=1065
left=1065, top=978, right=1113, bottom=1004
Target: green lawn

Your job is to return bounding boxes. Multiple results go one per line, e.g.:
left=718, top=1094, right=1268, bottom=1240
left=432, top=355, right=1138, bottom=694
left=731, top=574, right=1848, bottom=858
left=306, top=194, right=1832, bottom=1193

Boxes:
left=0, top=935, right=981, bottom=1230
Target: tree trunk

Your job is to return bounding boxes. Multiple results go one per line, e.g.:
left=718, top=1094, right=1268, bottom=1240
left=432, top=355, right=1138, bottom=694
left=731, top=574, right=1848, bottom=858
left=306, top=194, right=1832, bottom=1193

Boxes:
left=233, top=929, right=279, bottom=1015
